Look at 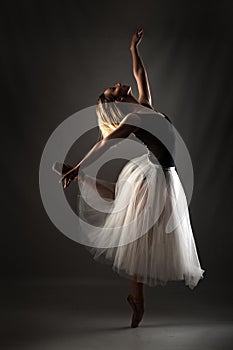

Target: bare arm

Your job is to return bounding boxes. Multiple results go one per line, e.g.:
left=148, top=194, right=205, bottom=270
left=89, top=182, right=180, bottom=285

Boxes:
left=76, top=114, right=140, bottom=170
left=54, top=162, right=116, bottom=199
left=61, top=113, right=141, bottom=188
left=130, top=28, right=153, bottom=107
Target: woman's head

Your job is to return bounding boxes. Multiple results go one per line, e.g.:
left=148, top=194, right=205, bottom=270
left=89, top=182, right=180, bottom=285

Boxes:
left=103, top=82, right=131, bottom=102
left=96, top=83, right=132, bottom=137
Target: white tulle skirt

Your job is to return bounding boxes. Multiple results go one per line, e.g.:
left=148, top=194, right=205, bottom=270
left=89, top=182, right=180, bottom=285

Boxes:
left=76, top=153, right=205, bottom=290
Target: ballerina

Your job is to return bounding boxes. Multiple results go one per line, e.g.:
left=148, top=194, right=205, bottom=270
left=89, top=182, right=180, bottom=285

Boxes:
left=58, top=28, right=205, bottom=328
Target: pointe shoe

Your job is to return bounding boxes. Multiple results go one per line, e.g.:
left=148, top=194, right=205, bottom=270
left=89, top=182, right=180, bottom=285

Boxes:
left=52, top=162, right=73, bottom=176
left=127, top=294, right=144, bottom=328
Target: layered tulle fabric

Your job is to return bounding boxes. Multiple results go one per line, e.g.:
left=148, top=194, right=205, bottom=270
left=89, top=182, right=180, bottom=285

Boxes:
left=76, top=153, right=205, bottom=290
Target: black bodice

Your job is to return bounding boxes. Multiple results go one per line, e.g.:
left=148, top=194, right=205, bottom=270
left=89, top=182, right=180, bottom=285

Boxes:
left=133, top=103, right=176, bottom=168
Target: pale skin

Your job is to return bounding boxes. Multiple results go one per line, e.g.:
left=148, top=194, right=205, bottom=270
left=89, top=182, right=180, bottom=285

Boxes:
left=61, top=28, right=156, bottom=306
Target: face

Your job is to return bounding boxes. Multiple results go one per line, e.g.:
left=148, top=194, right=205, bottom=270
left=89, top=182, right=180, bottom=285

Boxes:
left=104, top=82, right=131, bottom=101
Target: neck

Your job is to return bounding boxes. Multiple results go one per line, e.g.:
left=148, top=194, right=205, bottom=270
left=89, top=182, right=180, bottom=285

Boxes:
left=116, top=94, right=142, bottom=114
left=123, top=94, right=139, bottom=104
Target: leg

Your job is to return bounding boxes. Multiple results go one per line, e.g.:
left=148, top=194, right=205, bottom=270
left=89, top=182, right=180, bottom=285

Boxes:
left=131, top=274, right=144, bottom=303
left=127, top=275, right=145, bottom=328
left=79, top=174, right=116, bottom=200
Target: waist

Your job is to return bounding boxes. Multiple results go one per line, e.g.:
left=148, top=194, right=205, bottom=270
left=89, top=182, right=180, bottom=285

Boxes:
left=147, top=153, right=175, bottom=171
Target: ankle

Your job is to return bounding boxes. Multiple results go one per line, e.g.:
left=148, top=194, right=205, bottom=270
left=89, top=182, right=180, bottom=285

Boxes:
left=132, top=295, right=144, bottom=304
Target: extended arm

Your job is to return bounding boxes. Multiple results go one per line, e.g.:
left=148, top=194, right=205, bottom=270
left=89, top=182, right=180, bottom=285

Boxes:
left=76, top=114, right=140, bottom=170
left=130, top=28, right=153, bottom=107
left=53, top=162, right=116, bottom=199
left=61, top=114, right=141, bottom=188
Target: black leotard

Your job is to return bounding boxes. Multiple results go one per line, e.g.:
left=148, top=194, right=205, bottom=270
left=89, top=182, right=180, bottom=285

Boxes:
left=133, top=102, right=176, bottom=169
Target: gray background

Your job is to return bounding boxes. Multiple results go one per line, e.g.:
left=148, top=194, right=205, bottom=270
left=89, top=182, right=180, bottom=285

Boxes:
left=1, top=0, right=233, bottom=349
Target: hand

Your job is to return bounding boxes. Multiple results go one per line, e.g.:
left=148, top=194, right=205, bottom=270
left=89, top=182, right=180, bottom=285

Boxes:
left=60, top=166, right=80, bottom=189
left=130, top=28, right=144, bottom=49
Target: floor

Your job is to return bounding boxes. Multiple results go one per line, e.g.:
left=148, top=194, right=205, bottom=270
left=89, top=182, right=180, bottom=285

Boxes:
left=1, top=277, right=233, bottom=350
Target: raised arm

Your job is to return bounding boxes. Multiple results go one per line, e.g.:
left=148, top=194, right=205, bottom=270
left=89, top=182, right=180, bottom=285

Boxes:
left=130, top=28, right=153, bottom=107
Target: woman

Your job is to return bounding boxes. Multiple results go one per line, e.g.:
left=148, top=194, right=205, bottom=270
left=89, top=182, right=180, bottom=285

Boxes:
left=59, top=28, right=205, bottom=328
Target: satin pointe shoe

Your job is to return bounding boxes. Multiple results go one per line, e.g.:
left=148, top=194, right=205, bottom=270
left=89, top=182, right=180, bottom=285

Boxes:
left=52, top=162, right=73, bottom=176
left=127, top=294, right=144, bottom=328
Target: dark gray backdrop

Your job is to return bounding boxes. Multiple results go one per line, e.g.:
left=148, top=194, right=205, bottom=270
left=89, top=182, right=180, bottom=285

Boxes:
left=1, top=0, right=233, bottom=292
